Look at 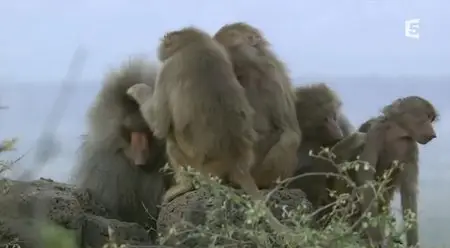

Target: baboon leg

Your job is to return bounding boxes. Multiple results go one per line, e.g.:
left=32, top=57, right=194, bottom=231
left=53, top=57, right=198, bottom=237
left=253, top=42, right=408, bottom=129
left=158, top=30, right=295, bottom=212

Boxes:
left=260, top=130, right=300, bottom=181
left=163, top=179, right=194, bottom=203
left=162, top=140, right=195, bottom=203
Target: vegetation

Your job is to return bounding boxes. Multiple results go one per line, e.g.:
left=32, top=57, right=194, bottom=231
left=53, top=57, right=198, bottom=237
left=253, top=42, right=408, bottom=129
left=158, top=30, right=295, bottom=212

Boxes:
left=0, top=135, right=417, bottom=248
left=157, top=150, right=415, bottom=248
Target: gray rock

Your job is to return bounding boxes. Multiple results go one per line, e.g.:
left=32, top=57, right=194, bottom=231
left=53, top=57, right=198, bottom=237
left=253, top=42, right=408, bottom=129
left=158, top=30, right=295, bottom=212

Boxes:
left=157, top=188, right=312, bottom=248
left=0, top=178, right=153, bottom=248
left=0, top=178, right=312, bottom=248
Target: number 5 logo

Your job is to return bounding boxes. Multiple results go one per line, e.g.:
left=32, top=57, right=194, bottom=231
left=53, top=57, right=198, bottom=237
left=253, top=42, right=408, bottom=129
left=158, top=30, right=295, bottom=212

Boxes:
left=405, top=19, right=420, bottom=39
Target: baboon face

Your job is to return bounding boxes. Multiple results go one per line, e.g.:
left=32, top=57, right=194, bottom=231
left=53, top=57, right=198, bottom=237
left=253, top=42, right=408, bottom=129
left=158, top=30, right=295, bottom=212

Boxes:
left=214, top=26, right=263, bottom=48
left=214, top=30, right=249, bottom=47
left=403, top=112, right=437, bottom=145
left=122, top=112, right=151, bottom=166
left=383, top=96, right=438, bottom=145
left=302, top=112, right=344, bottom=145
left=321, top=114, right=344, bottom=144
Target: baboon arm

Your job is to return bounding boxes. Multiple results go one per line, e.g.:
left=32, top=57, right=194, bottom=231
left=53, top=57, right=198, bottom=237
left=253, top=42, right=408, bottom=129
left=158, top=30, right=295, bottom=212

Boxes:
left=283, top=96, right=303, bottom=134
left=356, top=129, right=381, bottom=192
left=399, top=143, right=419, bottom=247
left=262, top=94, right=301, bottom=168
left=400, top=179, right=419, bottom=246
left=270, top=90, right=302, bottom=136
left=140, top=83, right=171, bottom=139
left=337, top=114, right=355, bottom=136
left=356, top=130, right=385, bottom=244
left=330, top=132, right=366, bottom=163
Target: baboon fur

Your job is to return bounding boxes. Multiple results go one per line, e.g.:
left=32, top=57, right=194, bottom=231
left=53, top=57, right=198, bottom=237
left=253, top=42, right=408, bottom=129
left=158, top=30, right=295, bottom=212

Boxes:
left=332, top=96, right=438, bottom=247
left=127, top=26, right=297, bottom=236
left=71, top=58, right=171, bottom=241
left=358, top=117, right=382, bottom=133
left=286, top=83, right=354, bottom=225
left=213, top=22, right=302, bottom=189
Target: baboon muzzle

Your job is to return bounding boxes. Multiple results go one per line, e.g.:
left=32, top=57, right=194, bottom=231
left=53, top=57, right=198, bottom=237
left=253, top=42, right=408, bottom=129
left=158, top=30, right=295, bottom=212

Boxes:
left=130, top=132, right=149, bottom=166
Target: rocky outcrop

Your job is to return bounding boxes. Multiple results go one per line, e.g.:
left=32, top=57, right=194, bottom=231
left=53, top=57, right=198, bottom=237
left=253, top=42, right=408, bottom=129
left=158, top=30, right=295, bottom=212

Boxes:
left=0, top=178, right=152, bottom=248
left=0, top=178, right=311, bottom=248
left=157, top=188, right=312, bottom=247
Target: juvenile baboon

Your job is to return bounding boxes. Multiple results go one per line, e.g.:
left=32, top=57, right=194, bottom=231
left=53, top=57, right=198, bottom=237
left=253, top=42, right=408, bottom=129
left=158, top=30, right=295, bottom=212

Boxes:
left=334, top=96, right=438, bottom=247
left=358, top=117, right=381, bottom=133
left=293, top=83, right=354, bottom=164
left=286, top=83, right=354, bottom=225
left=213, top=22, right=302, bottom=189
left=127, top=26, right=295, bottom=236
left=71, top=59, right=171, bottom=241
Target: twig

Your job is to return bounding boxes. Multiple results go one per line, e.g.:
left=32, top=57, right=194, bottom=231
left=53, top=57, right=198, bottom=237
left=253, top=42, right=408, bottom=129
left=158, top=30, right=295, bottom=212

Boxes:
left=18, top=46, right=88, bottom=181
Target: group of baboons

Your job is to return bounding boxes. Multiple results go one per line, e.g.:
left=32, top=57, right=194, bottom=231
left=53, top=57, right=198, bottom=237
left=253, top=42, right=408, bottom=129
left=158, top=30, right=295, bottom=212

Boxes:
left=70, top=22, right=438, bottom=247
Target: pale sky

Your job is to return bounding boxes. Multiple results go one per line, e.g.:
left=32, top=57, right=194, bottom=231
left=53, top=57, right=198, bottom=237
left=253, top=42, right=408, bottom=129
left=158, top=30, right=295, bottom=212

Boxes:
left=1, top=0, right=449, bottom=83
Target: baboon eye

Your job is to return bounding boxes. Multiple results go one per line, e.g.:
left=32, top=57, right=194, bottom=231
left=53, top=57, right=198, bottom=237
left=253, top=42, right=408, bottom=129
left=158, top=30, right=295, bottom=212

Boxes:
left=429, top=114, right=436, bottom=122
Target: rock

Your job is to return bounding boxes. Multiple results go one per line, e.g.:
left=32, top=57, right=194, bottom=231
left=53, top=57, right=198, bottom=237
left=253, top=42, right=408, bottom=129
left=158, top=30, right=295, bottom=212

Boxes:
left=0, top=178, right=153, bottom=248
left=157, top=188, right=312, bottom=247
left=0, top=178, right=312, bottom=248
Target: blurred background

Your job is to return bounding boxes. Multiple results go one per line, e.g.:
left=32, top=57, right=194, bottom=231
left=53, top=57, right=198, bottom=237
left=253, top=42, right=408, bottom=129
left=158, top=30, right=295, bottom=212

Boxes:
left=1, top=0, right=448, bottom=246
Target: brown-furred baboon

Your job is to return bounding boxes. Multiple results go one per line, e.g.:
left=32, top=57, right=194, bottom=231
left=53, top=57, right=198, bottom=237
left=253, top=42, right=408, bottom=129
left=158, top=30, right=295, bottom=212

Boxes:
left=293, top=83, right=354, bottom=165
left=213, top=22, right=302, bottom=189
left=333, top=96, right=438, bottom=247
left=127, top=26, right=296, bottom=236
left=358, top=117, right=381, bottom=133
left=71, top=58, right=172, bottom=241
left=286, top=83, right=354, bottom=225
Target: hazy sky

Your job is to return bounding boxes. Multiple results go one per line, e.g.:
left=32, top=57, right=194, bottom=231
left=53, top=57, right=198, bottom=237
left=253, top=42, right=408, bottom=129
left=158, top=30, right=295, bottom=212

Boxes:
left=1, top=0, right=449, bottom=83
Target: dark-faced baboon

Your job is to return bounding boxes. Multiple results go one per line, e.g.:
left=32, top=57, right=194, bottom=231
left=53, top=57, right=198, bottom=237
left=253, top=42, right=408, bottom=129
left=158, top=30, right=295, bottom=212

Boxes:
left=334, top=96, right=438, bottom=247
left=127, top=26, right=296, bottom=236
left=71, top=58, right=171, bottom=241
left=213, top=22, right=302, bottom=189
left=285, top=83, right=354, bottom=225
left=293, top=83, right=354, bottom=164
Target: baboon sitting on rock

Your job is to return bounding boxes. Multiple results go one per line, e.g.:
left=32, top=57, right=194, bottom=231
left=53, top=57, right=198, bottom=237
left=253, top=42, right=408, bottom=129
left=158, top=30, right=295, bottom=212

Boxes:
left=71, top=58, right=172, bottom=242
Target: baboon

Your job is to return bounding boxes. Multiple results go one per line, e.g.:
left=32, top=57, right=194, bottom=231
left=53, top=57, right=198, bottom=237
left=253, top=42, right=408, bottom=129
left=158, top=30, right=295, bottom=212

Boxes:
left=286, top=83, right=354, bottom=225
left=358, top=117, right=381, bottom=133
left=332, top=96, right=438, bottom=247
left=213, top=22, right=302, bottom=189
left=293, top=83, right=354, bottom=165
left=127, top=26, right=295, bottom=236
left=71, top=58, right=171, bottom=241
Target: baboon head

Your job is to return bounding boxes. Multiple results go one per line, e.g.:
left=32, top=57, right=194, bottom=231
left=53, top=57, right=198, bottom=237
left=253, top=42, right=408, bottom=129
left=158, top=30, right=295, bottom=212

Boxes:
left=382, top=96, right=438, bottom=145
left=295, top=83, right=344, bottom=145
left=214, top=22, right=269, bottom=48
left=158, top=26, right=210, bottom=62
left=89, top=58, right=159, bottom=167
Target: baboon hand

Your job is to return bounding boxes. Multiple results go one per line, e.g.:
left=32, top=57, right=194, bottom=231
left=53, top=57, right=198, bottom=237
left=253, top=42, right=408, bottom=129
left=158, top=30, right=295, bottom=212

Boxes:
left=127, top=83, right=153, bottom=105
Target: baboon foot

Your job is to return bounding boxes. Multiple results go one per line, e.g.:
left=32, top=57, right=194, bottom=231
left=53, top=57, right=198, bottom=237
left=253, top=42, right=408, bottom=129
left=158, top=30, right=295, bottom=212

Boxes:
left=162, top=183, right=194, bottom=203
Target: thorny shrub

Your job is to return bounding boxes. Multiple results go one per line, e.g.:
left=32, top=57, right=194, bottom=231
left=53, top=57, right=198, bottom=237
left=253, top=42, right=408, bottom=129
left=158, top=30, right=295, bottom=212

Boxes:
left=157, top=148, right=416, bottom=248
